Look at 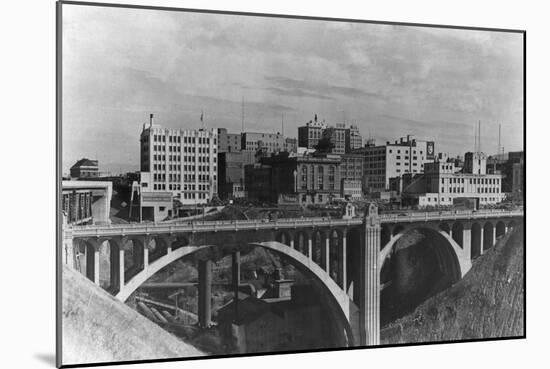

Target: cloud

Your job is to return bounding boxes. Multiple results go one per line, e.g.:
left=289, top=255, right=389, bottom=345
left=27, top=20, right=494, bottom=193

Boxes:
left=61, top=4, right=524, bottom=173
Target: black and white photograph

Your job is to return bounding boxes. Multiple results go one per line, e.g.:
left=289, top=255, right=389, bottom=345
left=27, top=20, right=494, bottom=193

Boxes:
left=56, top=1, right=525, bottom=367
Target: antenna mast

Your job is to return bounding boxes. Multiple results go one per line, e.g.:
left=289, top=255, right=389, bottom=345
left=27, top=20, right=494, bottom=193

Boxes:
left=478, top=120, right=481, bottom=153
left=281, top=113, right=284, bottom=136
left=498, top=123, right=501, bottom=156
left=241, top=96, right=245, bottom=133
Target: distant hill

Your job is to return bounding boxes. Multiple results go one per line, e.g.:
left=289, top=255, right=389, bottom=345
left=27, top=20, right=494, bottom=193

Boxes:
left=61, top=265, right=203, bottom=366
left=381, top=224, right=524, bottom=344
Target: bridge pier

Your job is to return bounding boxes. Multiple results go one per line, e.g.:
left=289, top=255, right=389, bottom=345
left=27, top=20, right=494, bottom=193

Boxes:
left=198, top=259, right=213, bottom=328
left=232, top=251, right=241, bottom=321
left=359, top=204, right=380, bottom=346
left=308, top=236, right=313, bottom=261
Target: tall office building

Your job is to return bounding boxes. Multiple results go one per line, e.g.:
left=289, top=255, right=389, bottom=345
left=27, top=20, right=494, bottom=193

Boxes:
left=354, top=135, right=435, bottom=192
left=298, top=117, right=327, bottom=149
left=322, top=124, right=347, bottom=154
left=217, top=128, right=242, bottom=153
left=241, top=131, right=286, bottom=153
left=139, top=114, right=218, bottom=205
left=345, top=124, right=363, bottom=153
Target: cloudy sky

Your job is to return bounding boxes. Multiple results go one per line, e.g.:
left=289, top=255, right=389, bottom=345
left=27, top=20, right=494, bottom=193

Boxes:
left=62, top=4, right=524, bottom=174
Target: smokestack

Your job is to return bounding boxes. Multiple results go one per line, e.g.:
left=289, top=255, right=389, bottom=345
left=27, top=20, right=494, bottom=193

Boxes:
left=149, top=113, right=154, bottom=127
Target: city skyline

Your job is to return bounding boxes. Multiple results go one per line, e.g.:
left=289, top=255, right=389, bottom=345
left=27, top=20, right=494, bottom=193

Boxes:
left=62, top=5, right=523, bottom=174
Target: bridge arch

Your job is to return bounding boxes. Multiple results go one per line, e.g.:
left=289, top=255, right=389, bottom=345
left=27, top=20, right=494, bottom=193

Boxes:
left=379, top=224, right=466, bottom=281
left=496, top=221, right=507, bottom=239
left=377, top=225, right=466, bottom=324
left=114, top=240, right=358, bottom=347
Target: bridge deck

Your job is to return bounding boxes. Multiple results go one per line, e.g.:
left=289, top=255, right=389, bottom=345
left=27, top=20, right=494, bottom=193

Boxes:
left=64, top=209, right=523, bottom=238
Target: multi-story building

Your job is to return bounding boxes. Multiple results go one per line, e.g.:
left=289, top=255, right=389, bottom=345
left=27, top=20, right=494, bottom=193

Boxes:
left=70, top=158, right=99, bottom=179
left=341, top=179, right=362, bottom=199
left=241, top=132, right=285, bottom=153
left=218, top=151, right=256, bottom=200
left=345, top=124, right=363, bottom=153
left=401, top=152, right=504, bottom=207
left=486, top=151, right=524, bottom=193
left=353, top=135, right=435, bottom=192
left=245, top=152, right=341, bottom=205
left=340, top=153, right=364, bottom=181
left=139, top=114, right=218, bottom=205
left=298, top=117, right=327, bottom=150
left=322, top=124, right=347, bottom=154
left=217, top=128, right=242, bottom=153
left=298, top=117, right=363, bottom=154
left=512, top=158, right=524, bottom=195
left=284, top=137, right=298, bottom=153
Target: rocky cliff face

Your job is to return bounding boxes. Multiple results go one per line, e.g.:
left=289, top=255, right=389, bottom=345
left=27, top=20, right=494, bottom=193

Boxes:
left=61, top=265, right=203, bottom=366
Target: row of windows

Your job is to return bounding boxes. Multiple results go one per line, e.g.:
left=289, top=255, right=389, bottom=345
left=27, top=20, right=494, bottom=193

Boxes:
left=441, top=177, right=500, bottom=185
left=389, top=149, right=424, bottom=155
left=425, top=196, right=500, bottom=203
left=182, top=192, right=209, bottom=200
left=441, top=186, right=500, bottom=194
left=153, top=134, right=216, bottom=145
left=395, top=162, right=422, bottom=167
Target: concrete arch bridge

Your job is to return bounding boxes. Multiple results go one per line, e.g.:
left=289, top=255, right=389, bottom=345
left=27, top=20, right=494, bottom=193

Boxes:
left=62, top=207, right=522, bottom=347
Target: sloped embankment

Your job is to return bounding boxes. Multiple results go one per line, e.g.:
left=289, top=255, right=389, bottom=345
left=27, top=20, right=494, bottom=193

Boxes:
left=61, top=265, right=203, bottom=366
left=381, top=225, right=524, bottom=344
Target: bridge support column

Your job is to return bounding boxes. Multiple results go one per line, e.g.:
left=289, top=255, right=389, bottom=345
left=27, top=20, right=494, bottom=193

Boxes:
left=290, top=238, right=295, bottom=249
left=492, top=227, right=496, bottom=247
left=63, top=234, right=76, bottom=269
left=323, top=235, right=330, bottom=274
left=198, top=259, right=212, bottom=328
left=110, top=242, right=120, bottom=292
left=359, top=204, right=380, bottom=346
left=119, top=248, right=125, bottom=289
left=93, top=247, right=100, bottom=286
left=232, top=252, right=241, bottom=322
left=462, top=226, right=472, bottom=263
left=340, top=232, right=347, bottom=290
left=479, top=228, right=484, bottom=256
left=307, top=236, right=313, bottom=261
left=143, top=244, right=149, bottom=271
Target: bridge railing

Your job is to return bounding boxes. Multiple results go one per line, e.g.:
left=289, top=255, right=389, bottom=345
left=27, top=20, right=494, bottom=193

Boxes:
left=65, top=208, right=523, bottom=237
